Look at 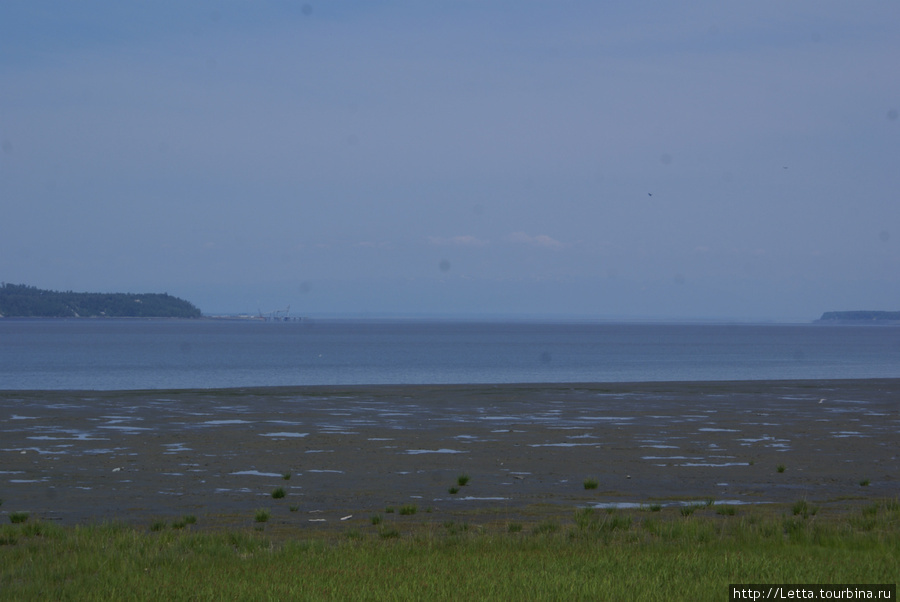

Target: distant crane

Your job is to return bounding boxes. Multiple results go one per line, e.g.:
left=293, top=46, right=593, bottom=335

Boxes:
left=258, top=306, right=292, bottom=321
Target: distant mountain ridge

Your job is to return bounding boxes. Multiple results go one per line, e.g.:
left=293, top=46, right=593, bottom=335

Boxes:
left=0, top=283, right=201, bottom=318
left=818, top=310, right=900, bottom=322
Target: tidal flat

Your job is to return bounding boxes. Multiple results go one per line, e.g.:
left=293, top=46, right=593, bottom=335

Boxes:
left=1, top=379, right=897, bottom=529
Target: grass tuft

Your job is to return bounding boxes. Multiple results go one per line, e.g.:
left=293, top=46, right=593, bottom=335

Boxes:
left=457, top=474, right=470, bottom=487
left=9, top=512, right=29, bottom=524
left=448, top=486, right=460, bottom=494
left=378, top=527, right=400, bottom=539
left=254, top=509, right=270, bottom=523
left=859, top=479, right=870, bottom=487
left=398, top=505, right=417, bottom=516
left=282, top=472, right=291, bottom=480
left=271, top=487, right=286, bottom=499
left=792, top=499, right=818, bottom=519
left=776, top=464, right=786, bottom=473
left=583, top=479, right=599, bottom=490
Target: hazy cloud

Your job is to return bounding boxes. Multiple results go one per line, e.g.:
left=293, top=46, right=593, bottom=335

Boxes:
left=504, top=232, right=564, bottom=248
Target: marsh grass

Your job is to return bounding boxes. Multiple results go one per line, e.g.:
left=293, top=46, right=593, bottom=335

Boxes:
left=282, top=472, right=291, bottom=481
left=398, top=505, right=417, bottom=516
left=254, top=509, right=270, bottom=523
left=457, top=474, right=470, bottom=487
left=792, top=499, right=818, bottom=519
left=777, top=464, right=786, bottom=473
left=859, top=479, right=870, bottom=487
left=1, top=501, right=898, bottom=599
left=271, top=487, right=286, bottom=499
left=679, top=504, right=702, bottom=517
left=378, top=526, right=400, bottom=539
left=716, top=505, right=737, bottom=516
left=448, top=486, right=460, bottom=494
left=583, top=479, right=599, bottom=490
left=9, top=512, right=28, bottom=524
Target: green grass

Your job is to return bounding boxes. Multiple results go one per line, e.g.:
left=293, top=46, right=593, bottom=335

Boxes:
left=457, top=474, right=470, bottom=487
left=792, top=499, right=818, bottom=519
left=1, top=500, right=897, bottom=600
left=583, top=479, right=599, bottom=490
left=860, top=479, right=870, bottom=487
left=254, top=509, right=270, bottom=523
left=8, top=512, right=28, bottom=524
left=398, top=505, right=417, bottom=516
left=282, top=472, right=291, bottom=481
left=777, top=464, right=786, bottom=473
left=448, top=486, right=460, bottom=494
left=271, top=487, right=286, bottom=499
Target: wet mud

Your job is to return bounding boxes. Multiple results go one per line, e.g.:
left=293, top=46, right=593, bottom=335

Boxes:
left=1, top=380, right=897, bottom=528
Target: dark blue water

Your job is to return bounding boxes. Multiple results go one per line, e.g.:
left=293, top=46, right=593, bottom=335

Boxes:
left=1, top=319, right=898, bottom=390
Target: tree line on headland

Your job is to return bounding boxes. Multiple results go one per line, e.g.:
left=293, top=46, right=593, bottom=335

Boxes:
left=818, top=310, right=900, bottom=322
left=0, top=283, right=202, bottom=318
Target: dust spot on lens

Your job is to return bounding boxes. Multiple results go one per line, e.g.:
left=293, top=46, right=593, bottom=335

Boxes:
left=439, top=259, right=451, bottom=272
left=879, top=230, right=890, bottom=243
left=302, top=3, right=313, bottom=16
left=887, top=109, right=898, bottom=121
left=660, top=153, right=673, bottom=166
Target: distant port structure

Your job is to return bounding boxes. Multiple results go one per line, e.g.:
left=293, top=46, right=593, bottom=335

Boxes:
left=259, top=306, right=298, bottom=322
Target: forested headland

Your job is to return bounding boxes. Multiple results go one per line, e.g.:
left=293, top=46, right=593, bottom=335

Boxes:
left=0, top=283, right=202, bottom=318
left=818, top=310, right=900, bottom=322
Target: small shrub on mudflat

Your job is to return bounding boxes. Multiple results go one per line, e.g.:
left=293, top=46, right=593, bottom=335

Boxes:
left=448, top=486, right=460, bottom=494
left=272, top=487, right=286, bottom=499
left=457, top=474, right=470, bottom=486
left=9, top=512, right=28, bottom=524
left=399, top=504, right=417, bottom=516
left=255, top=509, right=270, bottom=523
left=583, top=479, right=599, bottom=490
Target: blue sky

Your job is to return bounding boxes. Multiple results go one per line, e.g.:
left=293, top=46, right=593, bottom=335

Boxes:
left=2, top=1, right=898, bottom=320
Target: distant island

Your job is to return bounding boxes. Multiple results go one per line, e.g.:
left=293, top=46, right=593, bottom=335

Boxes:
left=818, top=311, right=900, bottom=323
left=0, top=283, right=201, bottom=318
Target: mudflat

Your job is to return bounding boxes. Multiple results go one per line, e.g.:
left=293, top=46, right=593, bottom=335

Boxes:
left=1, top=379, right=897, bottom=529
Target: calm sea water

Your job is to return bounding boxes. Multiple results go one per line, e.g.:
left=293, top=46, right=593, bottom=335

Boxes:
left=1, top=319, right=899, bottom=390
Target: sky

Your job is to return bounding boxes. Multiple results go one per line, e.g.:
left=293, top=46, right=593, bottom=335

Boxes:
left=1, top=1, right=898, bottom=321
